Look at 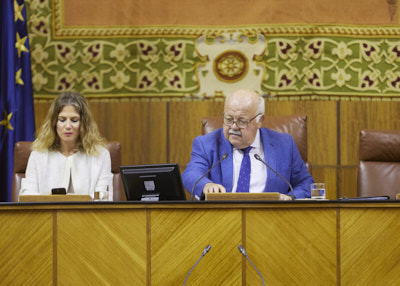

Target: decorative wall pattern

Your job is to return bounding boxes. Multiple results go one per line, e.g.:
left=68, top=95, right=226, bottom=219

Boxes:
left=26, top=0, right=400, bottom=100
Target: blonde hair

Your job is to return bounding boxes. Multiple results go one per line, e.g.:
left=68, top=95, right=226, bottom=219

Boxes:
left=32, top=91, right=106, bottom=156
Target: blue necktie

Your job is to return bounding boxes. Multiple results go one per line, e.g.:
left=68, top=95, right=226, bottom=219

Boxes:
left=236, top=146, right=252, bottom=192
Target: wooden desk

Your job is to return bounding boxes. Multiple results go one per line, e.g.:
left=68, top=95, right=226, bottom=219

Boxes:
left=1, top=201, right=400, bottom=285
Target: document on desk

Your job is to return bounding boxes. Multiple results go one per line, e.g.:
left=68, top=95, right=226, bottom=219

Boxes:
left=338, top=196, right=390, bottom=201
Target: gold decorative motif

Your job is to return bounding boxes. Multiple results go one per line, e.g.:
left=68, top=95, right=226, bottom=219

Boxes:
left=52, top=25, right=400, bottom=38
left=213, top=50, right=248, bottom=83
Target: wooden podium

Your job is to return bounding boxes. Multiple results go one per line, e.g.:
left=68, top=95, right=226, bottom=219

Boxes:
left=18, top=194, right=91, bottom=202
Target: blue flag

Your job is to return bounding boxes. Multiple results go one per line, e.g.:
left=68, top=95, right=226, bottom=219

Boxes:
left=0, top=0, right=35, bottom=201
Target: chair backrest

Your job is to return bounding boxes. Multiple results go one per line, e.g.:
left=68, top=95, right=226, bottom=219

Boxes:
left=12, top=141, right=125, bottom=202
left=201, top=114, right=311, bottom=173
left=357, top=129, right=400, bottom=199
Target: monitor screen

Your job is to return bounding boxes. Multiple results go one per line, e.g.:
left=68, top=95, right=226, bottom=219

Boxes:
left=120, top=163, right=186, bottom=201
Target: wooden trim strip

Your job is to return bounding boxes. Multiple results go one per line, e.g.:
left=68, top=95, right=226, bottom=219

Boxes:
left=53, top=210, right=57, bottom=285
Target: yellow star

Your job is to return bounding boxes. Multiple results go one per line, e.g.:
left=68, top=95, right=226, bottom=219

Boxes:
left=0, top=111, right=14, bottom=131
left=15, top=33, right=29, bottom=58
left=14, top=0, right=24, bottom=22
left=16, top=68, right=24, bottom=85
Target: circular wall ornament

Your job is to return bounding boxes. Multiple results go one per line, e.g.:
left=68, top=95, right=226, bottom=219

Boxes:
left=213, top=50, right=249, bottom=83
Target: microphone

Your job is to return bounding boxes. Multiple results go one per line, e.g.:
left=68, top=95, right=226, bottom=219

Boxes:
left=238, top=245, right=265, bottom=286
left=190, top=153, right=229, bottom=201
left=254, top=153, right=296, bottom=200
left=183, top=244, right=211, bottom=286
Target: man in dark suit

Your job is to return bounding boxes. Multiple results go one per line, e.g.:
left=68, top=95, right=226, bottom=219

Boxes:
left=182, top=89, right=314, bottom=200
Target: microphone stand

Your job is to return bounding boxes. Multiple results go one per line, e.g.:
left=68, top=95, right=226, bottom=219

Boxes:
left=254, top=153, right=296, bottom=200
left=183, top=245, right=211, bottom=285
left=238, top=245, right=265, bottom=286
left=190, top=153, right=228, bottom=201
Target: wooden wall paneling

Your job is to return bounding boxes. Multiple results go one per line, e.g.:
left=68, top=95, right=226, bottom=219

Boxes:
left=265, top=100, right=338, bottom=166
left=0, top=210, right=53, bottom=284
left=89, top=99, right=168, bottom=165
left=306, top=100, right=338, bottom=166
left=246, top=208, right=337, bottom=285
left=311, top=166, right=338, bottom=199
left=168, top=100, right=224, bottom=169
left=57, top=209, right=147, bottom=285
left=341, top=208, right=400, bottom=285
left=33, top=99, right=52, bottom=134
left=340, top=167, right=358, bottom=198
left=265, top=100, right=338, bottom=197
left=340, top=101, right=400, bottom=166
left=151, top=209, right=242, bottom=285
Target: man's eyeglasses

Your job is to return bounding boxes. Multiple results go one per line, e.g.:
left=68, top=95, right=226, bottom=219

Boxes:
left=223, top=114, right=262, bottom=129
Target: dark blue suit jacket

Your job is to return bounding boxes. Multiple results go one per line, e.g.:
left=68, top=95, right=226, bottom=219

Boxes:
left=182, top=127, right=314, bottom=199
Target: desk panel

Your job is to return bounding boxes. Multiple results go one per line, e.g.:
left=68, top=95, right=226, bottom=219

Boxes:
left=151, top=209, right=242, bottom=285
left=340, top=208, right=400, bottom=285
left=57, top=209, right=147, bottom=285
left=247, top=208, right=337, bottom=285
left=0, top=210, right=53, bottom=285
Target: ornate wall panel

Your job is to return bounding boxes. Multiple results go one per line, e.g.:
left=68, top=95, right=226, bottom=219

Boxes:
left=26, top=0, right=400, bottom=100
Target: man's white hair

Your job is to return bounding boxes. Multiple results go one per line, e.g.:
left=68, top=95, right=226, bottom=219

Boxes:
left=256, top=96, right=265, bottom=122
left=225, top=90, right=265, bottom=122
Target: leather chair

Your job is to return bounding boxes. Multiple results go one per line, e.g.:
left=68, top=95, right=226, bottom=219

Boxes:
left=12, top=141, right=125, bottom=202
left=357, top=130, right=400, bottom=199
left=201, top=114, right=312, bottom=173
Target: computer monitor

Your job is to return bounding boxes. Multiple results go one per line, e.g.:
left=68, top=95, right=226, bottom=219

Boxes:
left=120, top=163, right=186, bottom=201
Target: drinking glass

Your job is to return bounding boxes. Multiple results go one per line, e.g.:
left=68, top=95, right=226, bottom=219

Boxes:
left=310, top=183, right=326, bottom=199
left=94, top=185, right=109, bottom=201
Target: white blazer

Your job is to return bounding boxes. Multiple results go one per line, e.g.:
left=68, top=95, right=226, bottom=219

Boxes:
left=20, top=147, right=113, bottom=200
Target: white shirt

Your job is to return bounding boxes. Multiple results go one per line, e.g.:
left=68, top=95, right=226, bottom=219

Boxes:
left=231, top=130, right=267, bottom=193
left=20, top=147, right=113, bottom=200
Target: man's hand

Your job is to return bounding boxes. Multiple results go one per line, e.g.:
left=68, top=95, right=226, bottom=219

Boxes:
left=203, top=183, right=226, bottom=194
left=279, top=194, right=293, bottom=201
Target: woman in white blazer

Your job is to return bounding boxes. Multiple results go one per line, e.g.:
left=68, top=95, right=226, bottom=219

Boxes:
left=20, top=91, right=113, bottom=200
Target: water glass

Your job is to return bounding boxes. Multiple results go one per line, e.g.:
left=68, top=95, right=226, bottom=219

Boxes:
left=311, top=183, right=326, bottom=199
left=94, top=185, right=109, bottom=201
